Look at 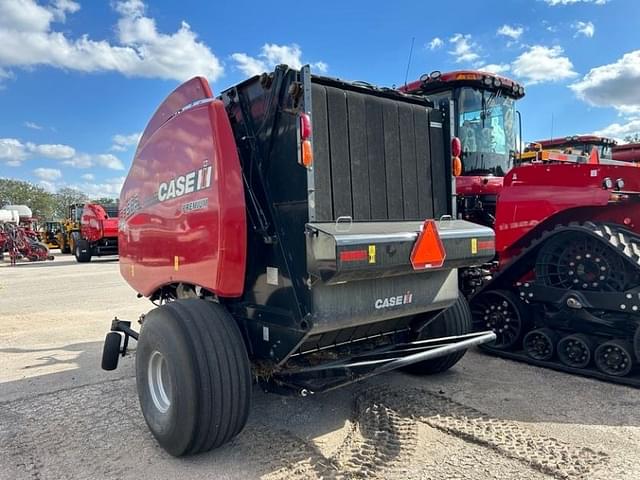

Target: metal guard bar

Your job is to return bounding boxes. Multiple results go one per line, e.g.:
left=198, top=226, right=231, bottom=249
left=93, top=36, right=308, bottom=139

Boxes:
left=273, top=330, right=496, bottom=394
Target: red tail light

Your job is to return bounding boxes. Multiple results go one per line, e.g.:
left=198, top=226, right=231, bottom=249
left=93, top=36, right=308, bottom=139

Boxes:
left=299, top=113, right=313, bottom=167
left=300, top=113, right=312, bottom=140
left=451, top=137, right=462, bottom=157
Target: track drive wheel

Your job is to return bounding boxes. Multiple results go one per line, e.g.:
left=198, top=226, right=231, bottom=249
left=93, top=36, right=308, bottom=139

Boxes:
left=471, top=289, right=530, bottom=350
left=557, top=333, right=593, bottom=368
left=524, top=328, right=558, bottom=361
left=136, top=299, right=252, bottom=456
left=403, top=293, right=471, bottom=375
left=594, top=340, right=634, bottom=377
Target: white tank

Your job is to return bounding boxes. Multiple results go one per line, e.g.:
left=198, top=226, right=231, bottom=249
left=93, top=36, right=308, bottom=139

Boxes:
left=2, top=204, right=32, bottom=219
left=0, top=209, right=20, bottom=223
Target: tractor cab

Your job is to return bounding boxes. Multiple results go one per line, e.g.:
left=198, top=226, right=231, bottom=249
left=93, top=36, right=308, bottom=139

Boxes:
left=68, top=203, right=85, bottom=224
left=401, top=70, right=525, bottom=227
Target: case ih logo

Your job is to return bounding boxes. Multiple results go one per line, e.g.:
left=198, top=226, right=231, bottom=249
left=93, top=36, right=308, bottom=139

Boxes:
left=375, top=291, right=413, bottom=309
left=158, top=165, right=212, bottom=202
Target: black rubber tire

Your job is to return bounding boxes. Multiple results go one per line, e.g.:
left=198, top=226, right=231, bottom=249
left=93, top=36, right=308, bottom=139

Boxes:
left=101, top=332, right=122, bottom=371
left=136, top=299, right=252, bottom=456
left=634, top=326, right=640, bottom=363
left=61, top=237, right=70, bottom=254
left=74, top=239, right=92, bottom=263
left=402, top=294, right=472, bottom=375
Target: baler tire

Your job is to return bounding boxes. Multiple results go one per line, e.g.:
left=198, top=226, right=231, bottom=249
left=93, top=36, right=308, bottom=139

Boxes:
left=74, top=239, right=92, bottom=263
left=136, top=299, right=252, bottom=457
left=402, top=294, right=471, bottom=375
left=101, top=332, right=122, bottom=371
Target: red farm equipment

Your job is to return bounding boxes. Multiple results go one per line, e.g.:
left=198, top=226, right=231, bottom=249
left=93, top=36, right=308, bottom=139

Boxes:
left=58, top=203, right=119, bottom=262
left=404, top=70, right=640, bottom=386
left=523, top=135, right=617, bottom=160
left=101, top=66, right=497, bottom=456
left=1, top=206, right=52, bottom=264
left=614, top=143, right=640, bottom=164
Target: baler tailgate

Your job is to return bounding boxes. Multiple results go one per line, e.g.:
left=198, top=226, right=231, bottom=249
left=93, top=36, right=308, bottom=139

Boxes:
left=307, top=219, right=494, bottom=284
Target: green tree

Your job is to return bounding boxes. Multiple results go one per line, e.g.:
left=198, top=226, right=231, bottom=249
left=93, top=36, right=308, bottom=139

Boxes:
left=624, top=133, right=640, bottom=143
left=0, top=178, right=57, bottom=218
left=92, top=197, right=119, bottom=206
left=53, top=187, right=89, bottom=218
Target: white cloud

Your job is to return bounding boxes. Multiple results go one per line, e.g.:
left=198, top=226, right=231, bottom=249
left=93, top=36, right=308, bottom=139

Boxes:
left=36, top=175, right=125, bottom=198
left=0, top=0, right=223, bottom=83
left=592, top=118, right=640, bottom=143
left=0, top=138, right=29, bottom=164
left=62, top=153, right=93, bottom=169
left=33, top=167, right=62, bottom=181
left=497, top=25, right=523, bottom=40
left=96, top=154, right=125, bottom=170
left=38, top=180, right=56, bottom=192
left=81, top=173, right=95, bottom=181
left=24, top=121, right=43, bottom=130
left=427, top=37, right=443, bottom=50
left=448, top=33, right=480, bottom=64
left=0, top=138, right=76, bottom=165
left=0, top=137, right=125, bottom=169
left=570, top=50, right=640, bottom=114
left=231, top=43, right=328, bottom=77
left=477, top=63, right=512, bottom=75
left=573, top=21, right=595, bottom=37
left=511, top=45, right=577, bottom=84
left=111, top=132, right=141, bottom=152
left=27, top=142, right=75, bottom=159
left=50, top=0, right=80, bottom=21
left=544, top=0, right=608, bottom=5
left=312, top=61, right=329, bottom=74
left=70, top=176, right=126, bottom=199
left=62, top=153, right=125, bottom=170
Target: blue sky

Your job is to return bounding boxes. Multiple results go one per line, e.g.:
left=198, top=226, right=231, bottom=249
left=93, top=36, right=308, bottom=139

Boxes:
left=1, top=0, right=639, bottom=198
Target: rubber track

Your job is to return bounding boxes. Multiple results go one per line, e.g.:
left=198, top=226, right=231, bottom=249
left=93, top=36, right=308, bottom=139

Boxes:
left=480, top=347, right=640, bottom=388
left=472, top=221, right=640, bottom=298
left=473, top=221, right=640, bottom=384
left=362, top=387, right=609, bottom=480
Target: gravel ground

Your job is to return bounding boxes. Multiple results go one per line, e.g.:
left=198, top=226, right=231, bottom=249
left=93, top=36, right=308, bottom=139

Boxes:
left=1, top=252, right=639, bottom=480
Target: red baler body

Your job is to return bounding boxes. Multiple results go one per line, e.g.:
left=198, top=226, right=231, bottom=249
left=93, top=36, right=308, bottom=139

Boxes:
left=118, top=77, right=247, bottom=298
left=81, top=204, right=118, bottom=242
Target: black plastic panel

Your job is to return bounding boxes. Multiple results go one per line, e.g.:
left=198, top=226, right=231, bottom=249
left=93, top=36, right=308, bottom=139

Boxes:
left=311, top=83, right=448, bottom=222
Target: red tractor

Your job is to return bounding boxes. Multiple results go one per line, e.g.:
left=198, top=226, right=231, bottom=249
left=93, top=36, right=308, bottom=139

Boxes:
left=102, top=66, right=497, bottom=456
left=404, top=71, right=640, bottom=385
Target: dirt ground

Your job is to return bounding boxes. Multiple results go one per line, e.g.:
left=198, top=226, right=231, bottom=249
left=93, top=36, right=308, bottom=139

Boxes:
left=1, top=252, right=639, bottom=480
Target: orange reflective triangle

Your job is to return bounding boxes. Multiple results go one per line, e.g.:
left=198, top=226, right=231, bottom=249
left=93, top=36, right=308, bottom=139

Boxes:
left=588, top=147, right=600, bottom=164
left=410, top=220, right=446, bottom=270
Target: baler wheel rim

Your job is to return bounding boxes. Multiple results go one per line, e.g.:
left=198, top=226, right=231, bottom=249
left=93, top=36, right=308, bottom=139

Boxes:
left=148, top=350, right=172, bottom=413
